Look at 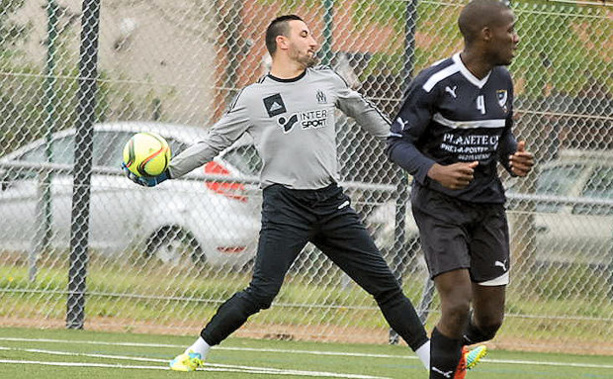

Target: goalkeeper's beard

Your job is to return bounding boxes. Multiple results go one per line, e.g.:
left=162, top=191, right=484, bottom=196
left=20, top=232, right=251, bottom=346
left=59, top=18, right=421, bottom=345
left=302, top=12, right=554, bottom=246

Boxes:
left=292, top=51, right=319, bottom=70
left=303, top=54, right=319, bottom=68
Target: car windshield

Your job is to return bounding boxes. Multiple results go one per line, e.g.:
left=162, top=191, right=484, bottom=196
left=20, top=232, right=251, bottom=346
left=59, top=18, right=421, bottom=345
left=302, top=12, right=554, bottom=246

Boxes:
left=573, top=166, right=613, bottom=216
left=221, top=145, right=262, bottom=176
left=16, top=130, right=190, bottom=170
left=582, top=166, right=613, bottom=200
left=535, top=164, right=584, bottom=212
left=17, top=131, right=122, bottom=167
left=18, top=135, right=75, bottom=165
left=536, top=164, right=584, bottom=196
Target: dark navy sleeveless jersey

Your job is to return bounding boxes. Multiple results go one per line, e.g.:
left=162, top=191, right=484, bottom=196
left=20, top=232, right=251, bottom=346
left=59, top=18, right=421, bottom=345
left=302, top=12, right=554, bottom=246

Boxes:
left=386, top=53, right=518, bottom=204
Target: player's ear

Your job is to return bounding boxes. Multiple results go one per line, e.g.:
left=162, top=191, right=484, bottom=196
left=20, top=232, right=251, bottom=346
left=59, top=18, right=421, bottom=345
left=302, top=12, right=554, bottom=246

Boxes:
left=276, top=35, right=289, bottom=51
left=481, top=27, right=492, bottom=42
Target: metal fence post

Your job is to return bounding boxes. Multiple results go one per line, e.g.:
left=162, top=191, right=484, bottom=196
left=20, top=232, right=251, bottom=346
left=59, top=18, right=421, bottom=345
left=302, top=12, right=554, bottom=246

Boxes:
left=30, top=0, right=59, bottom=283
left=321, top=0, right=334, bottom=66
left=66, top=0, right=101, bottom=330
left=389, top=0, right=419, bottom=345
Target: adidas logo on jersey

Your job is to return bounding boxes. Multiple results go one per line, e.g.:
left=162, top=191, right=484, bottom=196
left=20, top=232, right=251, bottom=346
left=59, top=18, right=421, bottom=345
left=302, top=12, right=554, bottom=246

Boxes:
left=269, top=101, right=283, bottom=112
left=263, top=93, right=287, bottom=117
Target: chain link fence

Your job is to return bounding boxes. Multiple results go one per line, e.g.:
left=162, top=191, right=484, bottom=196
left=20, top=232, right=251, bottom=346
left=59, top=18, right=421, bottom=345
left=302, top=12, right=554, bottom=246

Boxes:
left=0, top=0, right=611, bottom=355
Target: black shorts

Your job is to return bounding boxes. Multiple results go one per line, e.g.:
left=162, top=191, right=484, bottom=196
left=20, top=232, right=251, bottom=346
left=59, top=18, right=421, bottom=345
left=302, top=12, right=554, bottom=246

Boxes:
left=411, top=185, right=510, bottom=284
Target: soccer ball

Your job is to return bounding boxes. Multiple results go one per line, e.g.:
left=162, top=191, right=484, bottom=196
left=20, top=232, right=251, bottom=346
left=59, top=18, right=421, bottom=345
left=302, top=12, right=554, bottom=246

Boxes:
left=122, top=132, right=171, bottom=177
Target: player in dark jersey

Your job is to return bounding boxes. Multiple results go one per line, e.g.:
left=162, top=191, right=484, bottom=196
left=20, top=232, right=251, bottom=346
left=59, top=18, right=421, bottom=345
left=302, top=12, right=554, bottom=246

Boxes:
left=386, top=1, right=534, bottom=378
left=124, top=14, right=459, bottom=374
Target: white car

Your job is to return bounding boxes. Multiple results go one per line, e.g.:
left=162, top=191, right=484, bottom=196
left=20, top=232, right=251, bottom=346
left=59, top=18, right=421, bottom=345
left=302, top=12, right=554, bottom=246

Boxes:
left=367, top=149, right=613, bottom=267
left=526, top=149, right=613, bottom=265
left=0, top=121, right=262, bottom=268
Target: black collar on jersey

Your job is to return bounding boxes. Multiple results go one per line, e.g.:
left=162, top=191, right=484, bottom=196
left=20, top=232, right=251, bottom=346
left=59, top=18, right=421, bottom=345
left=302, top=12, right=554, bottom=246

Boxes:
left=267, top=70, right=306, bottom=83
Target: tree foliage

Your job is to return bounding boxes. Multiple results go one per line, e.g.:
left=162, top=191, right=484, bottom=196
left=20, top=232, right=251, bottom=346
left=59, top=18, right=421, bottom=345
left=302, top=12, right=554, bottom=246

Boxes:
left=262, top=0, right=611, bottom=98
left=513, top=1, right=612, bottom=98
left=0, top=0, right=28, bottom=52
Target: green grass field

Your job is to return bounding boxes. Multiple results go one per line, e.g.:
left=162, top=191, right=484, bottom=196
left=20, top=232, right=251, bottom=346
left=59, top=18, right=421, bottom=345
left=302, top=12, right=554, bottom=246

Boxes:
left=3, top=258, right=612, bottom=348
left=0, top=327, right=611, bottom=379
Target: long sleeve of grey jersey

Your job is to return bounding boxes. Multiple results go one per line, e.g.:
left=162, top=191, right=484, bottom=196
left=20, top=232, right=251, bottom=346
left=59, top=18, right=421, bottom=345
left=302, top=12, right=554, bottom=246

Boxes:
left=333, top=81, right=390, bottom=138
left=167, top=96, right=252, bottom=179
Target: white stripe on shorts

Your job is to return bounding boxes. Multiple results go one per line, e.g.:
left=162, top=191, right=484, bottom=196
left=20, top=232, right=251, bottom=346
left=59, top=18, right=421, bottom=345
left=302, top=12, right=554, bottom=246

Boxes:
left=478, top=271, right=509, bottom=286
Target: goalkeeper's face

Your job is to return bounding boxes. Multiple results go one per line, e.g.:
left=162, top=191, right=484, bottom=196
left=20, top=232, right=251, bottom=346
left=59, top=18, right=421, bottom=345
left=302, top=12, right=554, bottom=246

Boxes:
left=286, top=20, right=320, bottom=68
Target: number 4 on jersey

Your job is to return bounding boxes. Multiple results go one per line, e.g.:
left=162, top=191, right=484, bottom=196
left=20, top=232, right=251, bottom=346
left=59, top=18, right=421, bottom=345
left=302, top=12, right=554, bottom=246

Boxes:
left=476, top=95, right=486, bottom=114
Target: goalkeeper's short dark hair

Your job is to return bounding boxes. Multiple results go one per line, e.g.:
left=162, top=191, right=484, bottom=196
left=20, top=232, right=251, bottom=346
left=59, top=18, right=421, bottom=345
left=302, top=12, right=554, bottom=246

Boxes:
left=265, top=15, right=303, bottom=56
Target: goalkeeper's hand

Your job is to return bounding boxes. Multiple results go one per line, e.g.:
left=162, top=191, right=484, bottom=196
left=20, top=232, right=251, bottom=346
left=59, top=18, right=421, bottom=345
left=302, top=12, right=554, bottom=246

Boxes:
left=122, top=162, right=169, bottom=187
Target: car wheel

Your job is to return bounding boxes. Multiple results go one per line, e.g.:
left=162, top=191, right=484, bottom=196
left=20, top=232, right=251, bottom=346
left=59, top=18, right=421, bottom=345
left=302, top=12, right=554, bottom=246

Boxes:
left=146, top=227, right=204, bottom=267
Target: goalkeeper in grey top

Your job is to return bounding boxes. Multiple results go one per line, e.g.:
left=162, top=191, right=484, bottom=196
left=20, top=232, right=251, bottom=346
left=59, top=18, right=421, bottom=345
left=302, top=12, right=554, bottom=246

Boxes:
left=125, top=15, right=432, bottom=373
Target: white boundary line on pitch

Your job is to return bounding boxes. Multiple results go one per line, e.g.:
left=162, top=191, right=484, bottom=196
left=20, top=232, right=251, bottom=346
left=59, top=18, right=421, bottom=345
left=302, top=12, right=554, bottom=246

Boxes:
left=1, top=337, right=613, bottom=371
left=0, top=346, right=389, bottom=379
left=0, top=336, right=416, bottom=359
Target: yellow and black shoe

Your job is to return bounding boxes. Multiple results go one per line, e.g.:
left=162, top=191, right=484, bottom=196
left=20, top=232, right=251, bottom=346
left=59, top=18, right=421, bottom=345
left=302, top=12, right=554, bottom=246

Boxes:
left=169, top=350, right=204, bottom=372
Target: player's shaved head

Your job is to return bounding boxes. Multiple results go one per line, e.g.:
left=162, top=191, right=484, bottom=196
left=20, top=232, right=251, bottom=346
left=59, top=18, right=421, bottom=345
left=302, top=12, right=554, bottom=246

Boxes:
left=459, top=0, right=511, bottom=45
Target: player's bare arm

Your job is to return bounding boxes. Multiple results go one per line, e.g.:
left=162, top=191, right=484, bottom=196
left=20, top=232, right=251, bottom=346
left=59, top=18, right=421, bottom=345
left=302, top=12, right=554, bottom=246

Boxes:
left=427, top=161, right=479, bottom=190
left=509, top=140, right=534, bottom=177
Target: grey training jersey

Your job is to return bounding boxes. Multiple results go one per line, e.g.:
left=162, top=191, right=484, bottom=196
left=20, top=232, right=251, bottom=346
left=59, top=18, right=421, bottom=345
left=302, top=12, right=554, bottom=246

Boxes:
left=169, top=66, right=390, bottom=189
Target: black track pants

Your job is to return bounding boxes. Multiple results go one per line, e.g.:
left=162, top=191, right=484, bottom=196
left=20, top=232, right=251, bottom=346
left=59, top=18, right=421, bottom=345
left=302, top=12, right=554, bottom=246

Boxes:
left=201, top=184, right=428, bottom=351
